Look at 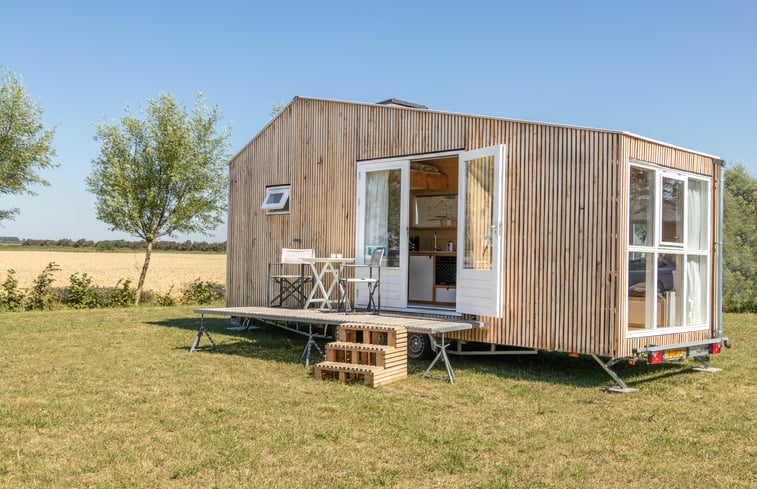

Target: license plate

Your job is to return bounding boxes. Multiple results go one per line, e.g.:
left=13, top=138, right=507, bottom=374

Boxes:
left=663, top=348, right=685, bottom=361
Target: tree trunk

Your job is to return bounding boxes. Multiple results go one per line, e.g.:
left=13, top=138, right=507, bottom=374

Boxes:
left=135, top=240, right=153, bottom=305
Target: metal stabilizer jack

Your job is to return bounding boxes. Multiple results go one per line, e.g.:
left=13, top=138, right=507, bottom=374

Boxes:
left=692, top=355, right=723, bottom=373
left=299, top=324, right=324, bottom=367
left=423, top=333, right=456, bottom=384
left=591, top=354, right=637, bottom=393
left=189, top=317, right=218, bottom=353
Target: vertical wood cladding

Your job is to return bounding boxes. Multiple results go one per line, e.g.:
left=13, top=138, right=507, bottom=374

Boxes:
left=227, top=98, right=718, bottom=357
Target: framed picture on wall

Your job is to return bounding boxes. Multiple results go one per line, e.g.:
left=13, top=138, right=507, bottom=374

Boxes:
left=414, top=194, right=458, bottom=228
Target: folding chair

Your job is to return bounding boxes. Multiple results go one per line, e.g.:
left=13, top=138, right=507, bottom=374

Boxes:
left=267, top=248, right=315, bottom=308
left=338, top=248, right=384, bottom=314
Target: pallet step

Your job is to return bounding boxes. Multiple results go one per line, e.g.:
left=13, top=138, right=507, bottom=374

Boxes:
left=326, top=348, right=407, bottom=368
left=338, top=323, right=404, bottom=334
left=326, top=341, right=392, bottom=353
left=338, top=326, right=407, bottom=347
left=314, top=361, right=382, bottom=374
left=314, top=324, right=408, bottom=387
left=313, top=361, right=407, bottom=388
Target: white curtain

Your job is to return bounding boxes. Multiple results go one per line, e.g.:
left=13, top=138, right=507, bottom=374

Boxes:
left=364, top=171, right=388, bottom=264
left=686, top=255, right=707, bottom=325
left=686, top=180, right=707, bottom=326
left=687, top=180, right=707, bottom=250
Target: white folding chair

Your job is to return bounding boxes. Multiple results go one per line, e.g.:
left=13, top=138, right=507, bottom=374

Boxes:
left=267, top=248, right=315, bottom=308
left=338, top=248, right=384, bottom=314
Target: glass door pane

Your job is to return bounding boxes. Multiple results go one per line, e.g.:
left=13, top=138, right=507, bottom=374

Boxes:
left=463, top=155, right=495, bottom=270
left=364, top=169, right=402, bottom=267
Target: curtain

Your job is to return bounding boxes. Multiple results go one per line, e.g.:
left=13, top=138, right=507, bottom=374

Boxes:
left=364, top=171, right=389, bottom=265
left=686, top=180, right=707, bottom=326
left=686, top=255, right=707, bottom=325
left=687, top=180, right=707, bottom=250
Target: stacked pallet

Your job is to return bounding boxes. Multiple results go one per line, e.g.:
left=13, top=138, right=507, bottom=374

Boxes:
left=313, top=324, right=407, bottom=388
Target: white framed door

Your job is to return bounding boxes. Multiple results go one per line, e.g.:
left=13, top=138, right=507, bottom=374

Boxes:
left=456, top=145, right=506, bottom=317
left=355, top=159, right=409, bottom=309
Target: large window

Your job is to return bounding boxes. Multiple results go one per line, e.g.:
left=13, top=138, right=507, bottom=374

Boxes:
left=627, top=163, right=710, bottom=334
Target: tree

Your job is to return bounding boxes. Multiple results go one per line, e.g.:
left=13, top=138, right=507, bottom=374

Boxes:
left=0, top=68, right=57, bottom=222
left=87, top=93, right=230, bottom=304
left=270, top=101, right=286, bottom=118
left=723, top=163, right=757, bottom=312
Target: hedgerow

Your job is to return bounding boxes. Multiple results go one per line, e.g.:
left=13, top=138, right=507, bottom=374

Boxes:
left=0, top=266, right=224, bottom=311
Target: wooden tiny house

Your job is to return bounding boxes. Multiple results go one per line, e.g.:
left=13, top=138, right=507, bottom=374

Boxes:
left=226, top=97, right=725, bottom=365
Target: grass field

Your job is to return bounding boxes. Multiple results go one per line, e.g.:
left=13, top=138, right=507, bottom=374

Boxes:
left=0, top=306, right=754, bottom=488
left=0, top=250, right=225, bottom=296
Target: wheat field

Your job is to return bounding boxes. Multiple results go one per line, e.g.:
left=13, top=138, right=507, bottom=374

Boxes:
left=0, top=250, right=226, bottom=296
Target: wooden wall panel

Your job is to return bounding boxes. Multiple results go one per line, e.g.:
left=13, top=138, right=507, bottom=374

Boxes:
left=227, top=98, right=718, bottom=358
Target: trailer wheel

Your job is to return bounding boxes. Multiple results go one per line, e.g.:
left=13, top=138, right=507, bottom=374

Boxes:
left=407, top=332, right=432, bottom=360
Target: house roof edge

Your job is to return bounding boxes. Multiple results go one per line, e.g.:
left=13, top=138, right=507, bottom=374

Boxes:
left=232, top=96, right=719, bottom=162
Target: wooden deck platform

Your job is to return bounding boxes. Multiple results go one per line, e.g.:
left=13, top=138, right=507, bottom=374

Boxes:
left=194, top=306, right=486, bottom=336
left=191, top=307, right=486, bottom=383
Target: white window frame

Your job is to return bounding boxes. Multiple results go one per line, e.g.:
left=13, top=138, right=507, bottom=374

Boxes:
left=626, top=161, right=711, bottom=337
left=262, top=184, right=291, bottom=215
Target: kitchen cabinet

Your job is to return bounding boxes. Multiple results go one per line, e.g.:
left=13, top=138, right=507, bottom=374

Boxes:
left=408, top=252, right=457, bottom=305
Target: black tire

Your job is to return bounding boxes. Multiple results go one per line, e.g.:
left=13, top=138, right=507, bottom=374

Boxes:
left=407, top=332, right=432, bottom=360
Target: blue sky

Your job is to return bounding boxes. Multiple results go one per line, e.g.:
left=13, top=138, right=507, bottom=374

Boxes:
left=2, top=0, right=755, bottom=242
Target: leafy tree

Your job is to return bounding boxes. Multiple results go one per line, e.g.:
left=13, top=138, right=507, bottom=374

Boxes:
left=0, top=68, right=57, bottom=222
left=87, top=93, right=230, bottom=304
left=270, top=102, right=286, bottom=118
left=723, top=163, right=757, bottom=312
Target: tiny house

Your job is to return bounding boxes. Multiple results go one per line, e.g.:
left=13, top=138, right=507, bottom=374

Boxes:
left=226, top=97, right=726, bottom=376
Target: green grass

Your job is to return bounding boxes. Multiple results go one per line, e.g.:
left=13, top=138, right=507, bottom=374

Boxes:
left=1, top=307, right=754, bottom=488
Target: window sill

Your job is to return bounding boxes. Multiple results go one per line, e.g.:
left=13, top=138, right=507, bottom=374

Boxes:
left=625, top=324, right=710, bottom=338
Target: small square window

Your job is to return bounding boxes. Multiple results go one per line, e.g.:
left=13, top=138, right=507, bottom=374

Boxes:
left=262, top=185, right=290, bottom=214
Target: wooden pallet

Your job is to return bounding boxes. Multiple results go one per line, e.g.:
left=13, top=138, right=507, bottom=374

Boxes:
left=313, top=324, right=407, bottom=388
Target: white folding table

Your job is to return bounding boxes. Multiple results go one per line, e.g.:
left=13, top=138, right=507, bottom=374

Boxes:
left=301, top=257, right=354, bottom=311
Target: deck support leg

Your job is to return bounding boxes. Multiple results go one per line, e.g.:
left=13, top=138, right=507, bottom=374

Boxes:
left=591, top=354, right=636, bottom=393
left=300, top=324, right=324, bottom=367
left=189, top=315, right=218, bottom=353
left=423, top=333, right=455, bottom=384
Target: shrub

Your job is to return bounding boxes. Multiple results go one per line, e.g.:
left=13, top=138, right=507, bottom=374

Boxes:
left=0, top=269, right=25, bottom=312
left=153, top=286, right=177, bottom=307
left=109, top=279, right=136, bottom=307
left=66, top=273, right=104, bottom=309
left=180, top=278, right=224, bottom=305
left=26, top=262, right=61, bottom=311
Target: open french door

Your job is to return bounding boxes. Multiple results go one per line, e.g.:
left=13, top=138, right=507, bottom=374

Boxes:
left=456, top=145, right=506, bottom=317
left=355, top=160, right=410, bottom=309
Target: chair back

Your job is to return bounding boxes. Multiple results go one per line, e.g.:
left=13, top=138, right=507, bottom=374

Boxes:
left=368, top=248, right=384, bottom=268
left=281, top=248, right=315, bottom=264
